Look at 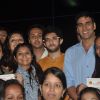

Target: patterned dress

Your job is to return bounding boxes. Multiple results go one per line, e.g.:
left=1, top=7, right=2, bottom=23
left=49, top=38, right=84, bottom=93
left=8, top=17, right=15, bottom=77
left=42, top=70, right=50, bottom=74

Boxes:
left=16, top=65, right=39, bottom=100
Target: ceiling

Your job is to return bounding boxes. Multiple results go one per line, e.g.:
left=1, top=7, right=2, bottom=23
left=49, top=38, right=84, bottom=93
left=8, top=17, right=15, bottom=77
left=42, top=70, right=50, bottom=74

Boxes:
left=0, top=0, right=100, bottom=21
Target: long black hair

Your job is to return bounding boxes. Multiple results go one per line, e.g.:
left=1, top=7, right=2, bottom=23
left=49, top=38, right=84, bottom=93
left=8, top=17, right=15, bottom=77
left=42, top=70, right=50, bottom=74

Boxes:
left=92, top=35, right=100, bottom=77
left=13, top=43, right=43, bottom=84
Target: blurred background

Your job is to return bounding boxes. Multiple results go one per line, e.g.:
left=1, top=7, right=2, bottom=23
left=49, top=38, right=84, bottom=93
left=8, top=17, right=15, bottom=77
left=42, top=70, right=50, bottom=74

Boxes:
left=0, top=0, right=100, bottom=52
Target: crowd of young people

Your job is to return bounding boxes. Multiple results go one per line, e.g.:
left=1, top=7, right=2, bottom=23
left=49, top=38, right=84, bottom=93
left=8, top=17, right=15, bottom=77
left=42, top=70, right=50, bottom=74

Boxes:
left=0, top=11, right=100, bottom=100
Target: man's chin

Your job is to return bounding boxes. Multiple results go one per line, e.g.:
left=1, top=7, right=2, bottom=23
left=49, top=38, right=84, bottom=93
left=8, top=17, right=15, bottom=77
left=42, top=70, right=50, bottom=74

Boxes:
left=47, top=48, right=58, bottom=53
left=33, top=45, right=43, bottom=49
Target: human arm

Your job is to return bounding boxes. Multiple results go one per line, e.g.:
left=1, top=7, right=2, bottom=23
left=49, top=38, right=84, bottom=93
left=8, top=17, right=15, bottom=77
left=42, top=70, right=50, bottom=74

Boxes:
left=68, top=86, right=78, bottom=100
left=64, top=48, right=77, bottom=100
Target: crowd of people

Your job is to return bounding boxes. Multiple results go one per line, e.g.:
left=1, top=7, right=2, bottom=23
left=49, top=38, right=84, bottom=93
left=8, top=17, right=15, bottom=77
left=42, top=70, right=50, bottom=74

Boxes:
left=0, top=11, right=100, bottom=100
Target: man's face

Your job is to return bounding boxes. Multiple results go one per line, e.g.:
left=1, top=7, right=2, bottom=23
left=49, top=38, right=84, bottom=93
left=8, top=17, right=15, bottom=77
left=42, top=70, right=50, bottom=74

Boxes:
left=29, top=28, right=43, bottom=49
left=0, top=30, right=7, bottom=44
left=77, top=16, right=96, bottom=40
left=44, top=32, right=63, bottom=52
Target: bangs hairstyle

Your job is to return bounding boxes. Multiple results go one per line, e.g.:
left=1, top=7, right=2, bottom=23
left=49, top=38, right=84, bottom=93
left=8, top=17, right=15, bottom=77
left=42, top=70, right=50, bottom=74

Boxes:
left=41, top=67, right=67, bottom=89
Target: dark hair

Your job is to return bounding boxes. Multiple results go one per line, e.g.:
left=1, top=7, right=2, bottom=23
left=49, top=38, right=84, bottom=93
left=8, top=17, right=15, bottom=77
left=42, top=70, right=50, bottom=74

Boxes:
left=95, top=34, right=100, bottom=42
left=0, top=55, right=16, bottom=74
left=0, top=26, right=8, bottom=32
left=41, top=67, right=67, bottom=100
left=0, top=26, right=9, bottom=53
left=0, top=41, right=4, bottom=57
left=9, top=30, right=23, bottom=36
left=3, top=79, right=25, bottom=99
left=0, top=79, right=5, bottom=99
left=13, top=43, right=43, bottom=84
left=5, top=30, right=24, bottom=55
left=78, top=87, right=100, bottom=100
left=92, top=35, right=100, bottom=77
left=75, top=11, right=95, bottom=25
left=43, top=26, right=63, bottom=40
left=27, top=24, right=45, bottom=37
left=8, top=30, right=24, bottom=43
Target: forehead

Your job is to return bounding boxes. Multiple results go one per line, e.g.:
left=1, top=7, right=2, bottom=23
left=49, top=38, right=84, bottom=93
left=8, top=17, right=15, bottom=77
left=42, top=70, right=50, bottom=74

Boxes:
left=17, top=46, right=30, bottom=51
left=44, top=73, right=61, bottom=82
left=0, top=30, right=7, bottom=35
left=77, top=16, right=92, bottom=24
left=30, top=28, right=43, bottom=35
left=6, top=84, right=22, bottom=91
left=45, top=32, right=57, bottom=38
left=10, top=33, right=23, bottom=39
left=82, top=92, right=98, bottom=99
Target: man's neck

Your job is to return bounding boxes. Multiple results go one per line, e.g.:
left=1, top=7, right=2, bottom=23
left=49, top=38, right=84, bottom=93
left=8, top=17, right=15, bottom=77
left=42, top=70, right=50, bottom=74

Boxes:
left=82, top=36, right=95, bottom=52
left=48, top=49, right=62, bottom=59
left=33, top=47, right=45, bottom=61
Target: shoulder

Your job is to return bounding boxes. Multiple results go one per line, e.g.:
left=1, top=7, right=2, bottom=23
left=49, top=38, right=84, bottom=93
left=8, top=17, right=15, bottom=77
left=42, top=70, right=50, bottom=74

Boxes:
left=65, top=43, right=81, bottom=54
left=38, top=56, right=49, bottom=64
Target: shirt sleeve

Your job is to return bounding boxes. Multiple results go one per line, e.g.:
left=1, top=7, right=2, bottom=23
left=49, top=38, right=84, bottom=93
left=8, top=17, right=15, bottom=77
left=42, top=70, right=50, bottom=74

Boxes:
left=64, top=48, right=75, bottom=88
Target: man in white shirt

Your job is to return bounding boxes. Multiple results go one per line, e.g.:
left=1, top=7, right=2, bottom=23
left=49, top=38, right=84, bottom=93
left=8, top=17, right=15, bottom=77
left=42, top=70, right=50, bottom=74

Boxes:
left=28, top=24, right=48, bottom=61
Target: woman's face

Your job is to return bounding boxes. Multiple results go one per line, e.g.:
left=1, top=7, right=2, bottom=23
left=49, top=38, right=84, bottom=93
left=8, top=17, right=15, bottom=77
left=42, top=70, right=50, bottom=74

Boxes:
left=81, top=92, right=99, bottom=100
left=95, top=37, right=100, bottom=57
left=9, top=33, right=24, bottom=53
left=15, top=46, right=32, bottom=70
left=41, top=73, right=65, bottom=100
left=4, top=84, right=24, bottom=100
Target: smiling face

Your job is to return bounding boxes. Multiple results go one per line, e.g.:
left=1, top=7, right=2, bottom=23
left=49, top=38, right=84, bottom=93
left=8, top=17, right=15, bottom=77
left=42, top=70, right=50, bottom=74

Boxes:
left=81, top=92, right=99, bottom=100
left=9, top=33, right=24, bottom=53
left=77, top=16, right=96, bottom=40
left=4, top=84, right=24, bottom=100
left=41, top=73, right=65, bottom=100
left=15, top=46, right=32, bottom=70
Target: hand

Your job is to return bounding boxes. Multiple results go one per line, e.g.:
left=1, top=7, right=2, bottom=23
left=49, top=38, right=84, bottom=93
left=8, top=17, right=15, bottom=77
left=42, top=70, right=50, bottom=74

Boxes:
left=77, top=83, right=87, bottom=95
left=15, top=73, right=24, bottom=85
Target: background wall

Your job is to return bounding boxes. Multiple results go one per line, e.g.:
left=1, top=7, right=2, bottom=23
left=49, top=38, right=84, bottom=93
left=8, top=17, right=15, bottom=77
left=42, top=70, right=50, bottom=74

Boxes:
left=0, top=0, right=100, bottom=52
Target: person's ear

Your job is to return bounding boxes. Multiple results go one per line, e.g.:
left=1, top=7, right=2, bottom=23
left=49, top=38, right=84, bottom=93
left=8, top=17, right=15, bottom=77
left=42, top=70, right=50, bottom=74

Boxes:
left=60, top=38, right=63, bottom=45
left=93, top=22, right=96, bottom=30
left=40, top=85, right=42, bottom=95
left=61, top=89, right=66, bottom=99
